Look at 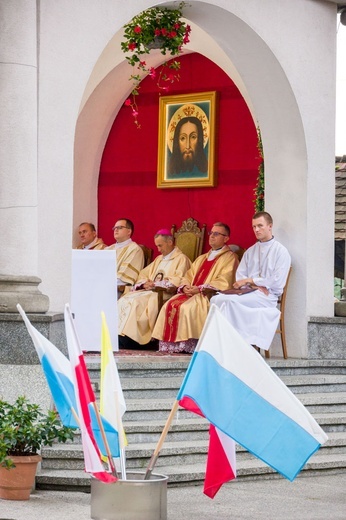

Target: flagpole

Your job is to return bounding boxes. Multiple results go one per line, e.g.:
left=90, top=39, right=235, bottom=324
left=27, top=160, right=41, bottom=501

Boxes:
left=73, top=400, right=118, bottom=479
left=71, top=407, right=80, bottom=426
left=92, top=402, right=118, bottom=478
left=119, top=447, right=127, bottom=480
left=143, top=325, right=208, bottom=481
left=144, top=399, right=180, bottom=480
left=115, top=390, right=127, bottom=480
left=65, top=304, right=118, bottom=479
left=100, top=312, right=127, bottom=480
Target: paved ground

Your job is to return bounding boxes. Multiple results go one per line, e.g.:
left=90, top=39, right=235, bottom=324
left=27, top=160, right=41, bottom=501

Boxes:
left=0, top=473, right=345, bottom=519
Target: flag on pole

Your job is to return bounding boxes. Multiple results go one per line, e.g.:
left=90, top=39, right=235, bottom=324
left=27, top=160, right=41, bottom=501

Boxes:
left=204, top=425, right=236, bottom=499
left=177, top=304, right=328, bottom=496
left=17, top=304, right=119, bottom=460
left=17, top=304, right=79, bottom=427
left=179, top=393, right=236, bottom=498
left=100, top=312, right=127, bottom=449
left=178, top=390, right=236, bottom=498
left=64, top=304, right=117, bottom=483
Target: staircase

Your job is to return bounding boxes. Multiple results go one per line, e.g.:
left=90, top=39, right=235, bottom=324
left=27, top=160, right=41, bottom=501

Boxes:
left=36, top=355, right=346, bottom=491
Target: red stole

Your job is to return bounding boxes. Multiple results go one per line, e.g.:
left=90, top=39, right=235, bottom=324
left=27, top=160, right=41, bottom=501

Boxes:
left=162, top=255, right=219, bottom=342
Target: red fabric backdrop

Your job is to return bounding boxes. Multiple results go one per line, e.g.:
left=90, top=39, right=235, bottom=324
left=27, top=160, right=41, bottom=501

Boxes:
left=98, top=53, right=260, bottom=255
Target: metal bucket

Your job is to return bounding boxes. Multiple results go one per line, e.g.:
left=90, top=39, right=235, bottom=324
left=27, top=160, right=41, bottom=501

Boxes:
left=90, top=472, right=169, bottom=520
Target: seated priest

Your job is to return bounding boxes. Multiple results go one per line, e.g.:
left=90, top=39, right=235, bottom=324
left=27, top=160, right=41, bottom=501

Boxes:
left=106, top=218, right=144, bottom=295
left=76, top=222, right=107, bottom=250
left=118, top=229, right=191, bottom=349
left=210, top=211, right=291, bottom=351
left=152, top=222, right=239, bottom=354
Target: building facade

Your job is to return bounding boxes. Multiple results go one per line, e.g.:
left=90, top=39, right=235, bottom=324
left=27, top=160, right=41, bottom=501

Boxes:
left=0, top=0, right=341, bottom=381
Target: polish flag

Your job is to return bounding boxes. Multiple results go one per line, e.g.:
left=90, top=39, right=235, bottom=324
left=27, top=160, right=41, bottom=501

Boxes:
left=64, top=304, right=117, bottom=483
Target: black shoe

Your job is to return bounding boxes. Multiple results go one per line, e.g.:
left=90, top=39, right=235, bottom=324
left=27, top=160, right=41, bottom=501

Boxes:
left=119, top=335, right=145, bottom=350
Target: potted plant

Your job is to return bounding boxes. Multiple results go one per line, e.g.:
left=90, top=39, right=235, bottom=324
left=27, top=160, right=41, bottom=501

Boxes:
left=0, top=395, right=74, bottom=500
left=121, top=2, right=191, bottom=127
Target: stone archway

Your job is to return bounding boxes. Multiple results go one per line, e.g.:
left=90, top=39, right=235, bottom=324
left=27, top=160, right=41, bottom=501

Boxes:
left=74, top=6, right=306, bottom=241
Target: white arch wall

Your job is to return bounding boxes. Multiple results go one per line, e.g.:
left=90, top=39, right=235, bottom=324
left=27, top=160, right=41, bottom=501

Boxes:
left=32, top=0, right=337, bottom=358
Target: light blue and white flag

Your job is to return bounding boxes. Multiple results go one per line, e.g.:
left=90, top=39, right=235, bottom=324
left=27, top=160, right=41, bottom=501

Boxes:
left=178, top=304, right=328, bottom=483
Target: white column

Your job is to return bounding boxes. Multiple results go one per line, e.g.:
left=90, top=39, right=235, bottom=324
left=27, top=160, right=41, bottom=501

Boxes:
left=0, top=1, right=48, bottom=311
left=0, top=0, right=38, bottom=276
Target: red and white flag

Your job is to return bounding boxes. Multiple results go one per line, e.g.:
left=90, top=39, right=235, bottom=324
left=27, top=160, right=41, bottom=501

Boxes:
left=179, top=395, right=236, bottom=498
left=204, top=425, right=236, bottom=499
left=64, top=304, right=117, bottom=483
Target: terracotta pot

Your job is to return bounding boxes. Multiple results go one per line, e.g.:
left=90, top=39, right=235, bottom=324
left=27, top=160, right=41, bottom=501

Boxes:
left=0, top=454, right=42, bottom=500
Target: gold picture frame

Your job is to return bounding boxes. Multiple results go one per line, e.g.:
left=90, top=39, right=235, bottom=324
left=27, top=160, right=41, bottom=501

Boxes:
left=157, top=91, right=218, bottom=188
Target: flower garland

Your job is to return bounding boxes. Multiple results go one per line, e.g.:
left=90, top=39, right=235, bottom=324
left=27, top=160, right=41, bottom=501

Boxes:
left=121, top=3, right=191, bottom=128
left=253, top=128, right=265, bottom=212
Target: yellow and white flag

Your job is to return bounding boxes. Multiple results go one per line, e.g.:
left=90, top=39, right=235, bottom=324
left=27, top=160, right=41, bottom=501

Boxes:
left=100, top=312, right=127, bottom=452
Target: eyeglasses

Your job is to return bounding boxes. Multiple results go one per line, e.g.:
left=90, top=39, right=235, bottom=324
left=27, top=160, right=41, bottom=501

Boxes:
left=112, top=225, right=129, bottom=231
left=208, top=231, right=227, bottom=237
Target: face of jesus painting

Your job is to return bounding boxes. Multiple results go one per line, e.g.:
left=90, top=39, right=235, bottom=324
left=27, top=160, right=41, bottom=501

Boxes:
left=167, top=116, right=208, bottom=179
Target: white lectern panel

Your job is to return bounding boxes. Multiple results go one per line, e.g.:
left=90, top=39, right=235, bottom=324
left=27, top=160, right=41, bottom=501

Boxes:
left=71, top=250, right=118, bottom=351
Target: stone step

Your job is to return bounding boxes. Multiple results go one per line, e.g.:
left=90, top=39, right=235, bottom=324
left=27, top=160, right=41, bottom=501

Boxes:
left=121, top=398, right=187, bottom=421
left=38, top=357, right=346, bottom=491
left=66, top=410, right=346, bottom=447
left=267, top=359, right=346, bottom=376
left=41, top=440, right=209, bottom=470
left=312, top=411, right=346, bottom=432
left=41, top=431, right=346, bottom=471
left=298, top=392, right=346, bottom=413
left=90, top=374, right=346, bottom=400
left=120, top=392, right=346, bottom=422
left=68, top=418, right=210, bottom=444
left=125, top=418, right=210, bottom=442
left=279, top=374, right=346, bottom=394
left=36, top=451, right=346, bottom=492
left=124, top=416, right=209, bottom=444
left=104, top=376, right=184, bottom=399
left=158, top=451, right=346, bottom=485
left=86, top=356, right=190, bottom=380
left=86, top=357, right=346, bottom=381
left=37, top=469, right=92, bottom=492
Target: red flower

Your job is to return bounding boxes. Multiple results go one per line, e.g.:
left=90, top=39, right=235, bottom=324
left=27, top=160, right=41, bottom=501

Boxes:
left=122, top=9, right=192, bottom=129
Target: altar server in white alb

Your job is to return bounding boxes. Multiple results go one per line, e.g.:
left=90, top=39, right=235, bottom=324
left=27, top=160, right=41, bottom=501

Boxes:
left=211, top=211, right=291, bottom=351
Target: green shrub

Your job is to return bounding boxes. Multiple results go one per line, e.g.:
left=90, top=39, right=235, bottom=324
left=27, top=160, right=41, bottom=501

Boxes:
left=0, top=396, right=74, bottom=469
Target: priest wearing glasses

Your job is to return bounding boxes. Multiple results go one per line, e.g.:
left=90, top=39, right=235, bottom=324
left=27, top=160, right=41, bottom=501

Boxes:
left=152, top=222, right=238, bottom=354
left=211, top=211, right=291, bottom=352
left=106, top=218, right=144, bottom=290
